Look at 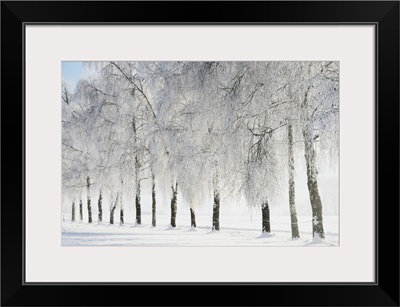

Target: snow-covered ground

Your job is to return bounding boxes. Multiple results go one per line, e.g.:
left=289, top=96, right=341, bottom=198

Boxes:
left=62, top=211, right=339, bottom=247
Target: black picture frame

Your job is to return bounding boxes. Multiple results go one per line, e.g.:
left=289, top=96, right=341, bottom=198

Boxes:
left=1, top=1, right=399, bottom=306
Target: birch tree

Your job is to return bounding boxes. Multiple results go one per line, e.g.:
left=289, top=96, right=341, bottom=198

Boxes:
left=300, top=62, right=339, bottom=239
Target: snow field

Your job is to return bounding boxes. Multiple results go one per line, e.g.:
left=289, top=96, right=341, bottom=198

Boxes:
left=62, top=212, right=338, bottom=246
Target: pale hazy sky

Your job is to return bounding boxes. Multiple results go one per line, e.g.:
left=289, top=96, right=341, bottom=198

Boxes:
left=62, top=61, right=84, bottom=90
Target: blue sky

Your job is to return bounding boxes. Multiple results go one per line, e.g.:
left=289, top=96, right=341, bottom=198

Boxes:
left=62, top=61, right=84, bottom=90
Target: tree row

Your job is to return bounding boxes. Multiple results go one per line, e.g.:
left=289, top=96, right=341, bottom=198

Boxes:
left=62, top=61, right=339, bottom=239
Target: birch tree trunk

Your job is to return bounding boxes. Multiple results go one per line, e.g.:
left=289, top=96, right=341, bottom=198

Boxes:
left=133, top=117, right=142, bottom=225
left=212, top=189, right=220, bottom=231
left=86, top=176, right=92, bottom=223
left=120, top=208, right=124, bottom=225
left=135, top=179, right=141, bottom=225
left=79, top=199, right=83, bottom=222
left=261, top=201, right=271, bottom=233
left=212, top=162, right=220, bottom=230
left=212, top=167, right=220, bottom=231
left=170, top=182, right=178, bottom=227
left=98, top=189, right=103, bottom=222
left=151, top=173, right=156, bottom=227
left=110, top=207, right=115, bottom=224
left=303, top=124, right=325, bottom=239
left=190, top=208, right=196, bottom=228
left=288, top=124, right=300, bottom=238
left=110, top=194, right=118, bottom=225
left=301, top=85, right=325, bottom=239
left=71, top=201, right=75, bottom=222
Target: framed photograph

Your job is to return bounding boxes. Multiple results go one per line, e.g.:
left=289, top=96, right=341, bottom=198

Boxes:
left=1, top=1, right=399, bottom=306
